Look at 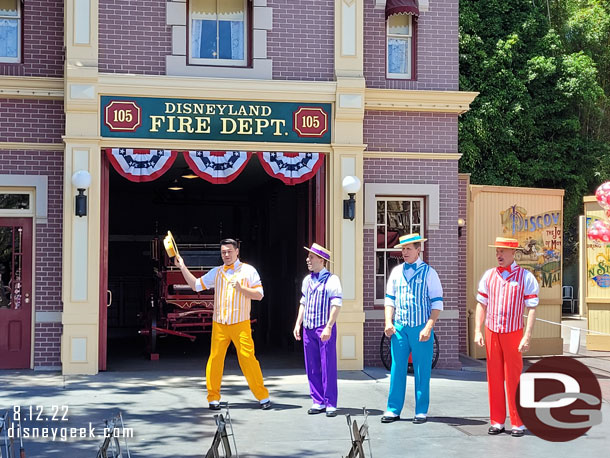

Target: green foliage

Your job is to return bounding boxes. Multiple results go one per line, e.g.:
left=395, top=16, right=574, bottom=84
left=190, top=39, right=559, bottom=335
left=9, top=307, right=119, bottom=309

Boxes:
left=459, top=0, right=610, bottom=260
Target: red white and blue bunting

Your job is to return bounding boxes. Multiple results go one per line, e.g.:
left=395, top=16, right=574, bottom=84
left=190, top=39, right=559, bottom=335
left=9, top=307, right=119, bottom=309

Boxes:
left=105, top=149, right=325, bottom=185
left=257, top=152, right=324, bottom=186
left=183, top=151, right=252, bottom=184
left=106, top=148, right=178, bottom=182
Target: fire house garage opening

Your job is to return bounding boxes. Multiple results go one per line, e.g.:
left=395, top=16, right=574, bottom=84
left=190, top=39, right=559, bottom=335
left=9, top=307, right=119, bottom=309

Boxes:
left=105, top=153, right=324, bottom=367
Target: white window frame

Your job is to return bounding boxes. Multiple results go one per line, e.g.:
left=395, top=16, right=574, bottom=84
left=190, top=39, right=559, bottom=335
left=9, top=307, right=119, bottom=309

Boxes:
left=386, top=13, right=412, bottom=79
left=189, top=0, right=248, bottom=67
left=0, top=0, right=21, bottom=63
left=374, top=196, right=425, bottom=305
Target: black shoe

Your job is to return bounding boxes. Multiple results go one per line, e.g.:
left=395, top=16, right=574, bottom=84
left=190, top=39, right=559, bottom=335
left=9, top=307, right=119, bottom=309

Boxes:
left=511, top=429, right=524, bottom=437
left=413, top=416, right=427, bottom=424
left=209, top=403, right=221, bottom=411
left=488, top=426, right=505, bottom=435
left=260, top=400, right=272, bottom=410
left=326, top=410, right=337, bottom=417
left=307, top=407, right=326, bottom=415
left=381, top=415, right=400, bottom=423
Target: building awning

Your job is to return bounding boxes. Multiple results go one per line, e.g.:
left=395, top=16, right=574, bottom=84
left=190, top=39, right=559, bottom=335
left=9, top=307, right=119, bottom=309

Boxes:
left=385, top=0, right=419, bottom=19
left=105, top=149, right=324, bottom=186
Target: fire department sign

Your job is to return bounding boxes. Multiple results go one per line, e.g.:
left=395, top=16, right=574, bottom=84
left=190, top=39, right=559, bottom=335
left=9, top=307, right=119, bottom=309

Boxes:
left=100, top=96, right=332, bottom=144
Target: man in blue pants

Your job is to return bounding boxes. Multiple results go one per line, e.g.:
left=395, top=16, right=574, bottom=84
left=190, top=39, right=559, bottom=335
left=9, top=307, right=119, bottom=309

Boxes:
left=381, top=233, right=443, bottom=424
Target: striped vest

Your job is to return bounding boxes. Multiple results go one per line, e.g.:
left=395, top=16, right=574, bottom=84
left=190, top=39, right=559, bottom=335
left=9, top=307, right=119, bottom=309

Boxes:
left=485, top=266, right=528, bottom=333
left=303, top=271, right=333, bottom=329
left=394, top=263, right=431, bottom=327
left=212, top=264, right=252, bottom=325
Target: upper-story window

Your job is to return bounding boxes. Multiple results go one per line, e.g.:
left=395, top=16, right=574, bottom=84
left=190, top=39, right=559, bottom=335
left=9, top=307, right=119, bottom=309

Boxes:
left=0, top=0, right=21, bottom=63
left=190, top=0, right=248, bottom=67
left=386, top=13, right=414, bottom=79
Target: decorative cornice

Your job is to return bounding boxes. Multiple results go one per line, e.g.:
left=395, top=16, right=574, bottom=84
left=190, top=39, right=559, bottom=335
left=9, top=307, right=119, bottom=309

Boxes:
left=0, top=77, right=64, bottom=99
left=0, top=142, right=64, bottom=151
left=364, top=151, right=461, bottom=160
left=98, top=74, right=338, bottom=103
left=365, top=89, right=479, bottom=114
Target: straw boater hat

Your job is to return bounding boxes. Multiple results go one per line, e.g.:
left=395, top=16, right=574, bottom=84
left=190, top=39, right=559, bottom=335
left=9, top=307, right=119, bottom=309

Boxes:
left=394, top=233, right=427, bottom=248
left=304, top=243, right=332, bottom=262
left=488, top=237, right=519, bottom=249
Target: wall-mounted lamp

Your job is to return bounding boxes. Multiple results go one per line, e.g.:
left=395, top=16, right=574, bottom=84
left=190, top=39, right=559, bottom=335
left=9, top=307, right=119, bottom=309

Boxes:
left=71, top=170, right=91, bottom=217
left=458, top=217, right=466, bottom=237
left=342, top=176, right=362, bottom=221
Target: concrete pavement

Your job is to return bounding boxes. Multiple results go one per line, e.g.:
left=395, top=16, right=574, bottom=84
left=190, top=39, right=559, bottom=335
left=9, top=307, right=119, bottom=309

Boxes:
left=1, top=348, right=609, bottom=457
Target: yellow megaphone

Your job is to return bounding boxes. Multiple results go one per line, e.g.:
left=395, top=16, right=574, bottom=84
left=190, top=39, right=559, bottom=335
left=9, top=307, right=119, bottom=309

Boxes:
left=163, top=231, right=180, bottom=258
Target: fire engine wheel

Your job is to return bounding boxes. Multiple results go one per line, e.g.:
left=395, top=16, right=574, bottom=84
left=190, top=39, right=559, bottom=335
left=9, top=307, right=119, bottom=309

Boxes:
left=380, top=332, right=440, bottom=372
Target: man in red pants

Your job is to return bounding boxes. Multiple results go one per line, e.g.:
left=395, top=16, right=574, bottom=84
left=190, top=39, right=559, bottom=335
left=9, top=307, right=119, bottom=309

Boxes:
left=474, top=237, right=539, bottom=437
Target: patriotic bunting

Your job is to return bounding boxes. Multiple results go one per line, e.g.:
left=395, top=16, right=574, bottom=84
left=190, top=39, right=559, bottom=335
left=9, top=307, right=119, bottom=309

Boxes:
left=106, top=149, right=177, bottom=182
left=106, top=149, right=325, bottom=186
left=183, top=151, right=252, bottom=184
left=257, top=152, right=324, bottom=185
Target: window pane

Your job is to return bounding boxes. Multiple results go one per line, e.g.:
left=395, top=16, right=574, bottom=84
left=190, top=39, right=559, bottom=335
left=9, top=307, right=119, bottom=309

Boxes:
left=375, top=276, right=385, bottom=300
left=376, top=252, right=384, bottom=275
left=0, top=0, right=18, bottom=16
left=0, top=18, right=18, bottom=58
left=0, top=225, right=22, bottom=310
left=376, top=200, right=385, bottom=224
left=193, top=19, right=217, bottom=58
left=218, top=20, right=244, bottom=60
left=412, top=200, right=421, bottom=225
left=388, top=14, right=410, bottom=35
left=377, top=226, right=386, bottom=249
left=387, top=251, right=402, bottom=273
left=387, top=200, right=410, bottom=232
left=388, top=38, right=409, bottom=74
left=0, top=193, right=29, bottom=210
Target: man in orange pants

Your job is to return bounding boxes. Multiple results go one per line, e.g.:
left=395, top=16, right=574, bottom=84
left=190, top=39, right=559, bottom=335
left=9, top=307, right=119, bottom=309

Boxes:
left=474, top=237, right=539, bottom=437
left=175, top=238, right=271, bottom=410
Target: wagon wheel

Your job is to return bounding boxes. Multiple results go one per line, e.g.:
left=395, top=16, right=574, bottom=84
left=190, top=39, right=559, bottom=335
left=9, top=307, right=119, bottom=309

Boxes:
left=380, top=334, right=392, bottom=371
left=379, top=332, right=440, bottom=372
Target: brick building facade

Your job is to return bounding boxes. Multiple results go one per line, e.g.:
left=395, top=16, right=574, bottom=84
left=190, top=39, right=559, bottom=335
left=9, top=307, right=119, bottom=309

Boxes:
left=0, top=0, right=476, bottom=374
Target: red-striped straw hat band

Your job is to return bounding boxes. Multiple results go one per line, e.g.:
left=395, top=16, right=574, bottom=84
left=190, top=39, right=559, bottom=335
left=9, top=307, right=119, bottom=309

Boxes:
left=488, top=237, right=519, bottom=249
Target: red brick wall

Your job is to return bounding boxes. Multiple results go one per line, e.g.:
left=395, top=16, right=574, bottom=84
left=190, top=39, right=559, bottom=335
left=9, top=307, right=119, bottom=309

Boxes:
left=364, top=111, right=458, bottom=153
left=268, top=0, right=334, bottom=81
left=0, top=99, right=65, bottom=143
left=0, top=150, right=64, bottom=369
left=0, top=1, right=64, bottom=77
left=364, top=0, right=458, bottom=90
left=99, top=0, right=171, bottom=74
left=363, top=157, right=462, bottom=369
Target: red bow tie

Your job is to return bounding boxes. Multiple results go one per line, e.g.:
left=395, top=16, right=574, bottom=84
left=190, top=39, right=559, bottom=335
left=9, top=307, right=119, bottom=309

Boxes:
left=497, top=266, right=512, bottom=273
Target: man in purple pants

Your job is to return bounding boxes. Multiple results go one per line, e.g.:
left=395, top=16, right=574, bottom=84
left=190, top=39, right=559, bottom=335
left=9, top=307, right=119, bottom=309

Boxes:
left=293, top=243, right=343, bottom=418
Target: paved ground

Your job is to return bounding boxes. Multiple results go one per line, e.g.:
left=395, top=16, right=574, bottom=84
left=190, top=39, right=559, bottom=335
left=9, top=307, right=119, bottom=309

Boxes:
left=1, top=317, right=609, bottom=457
